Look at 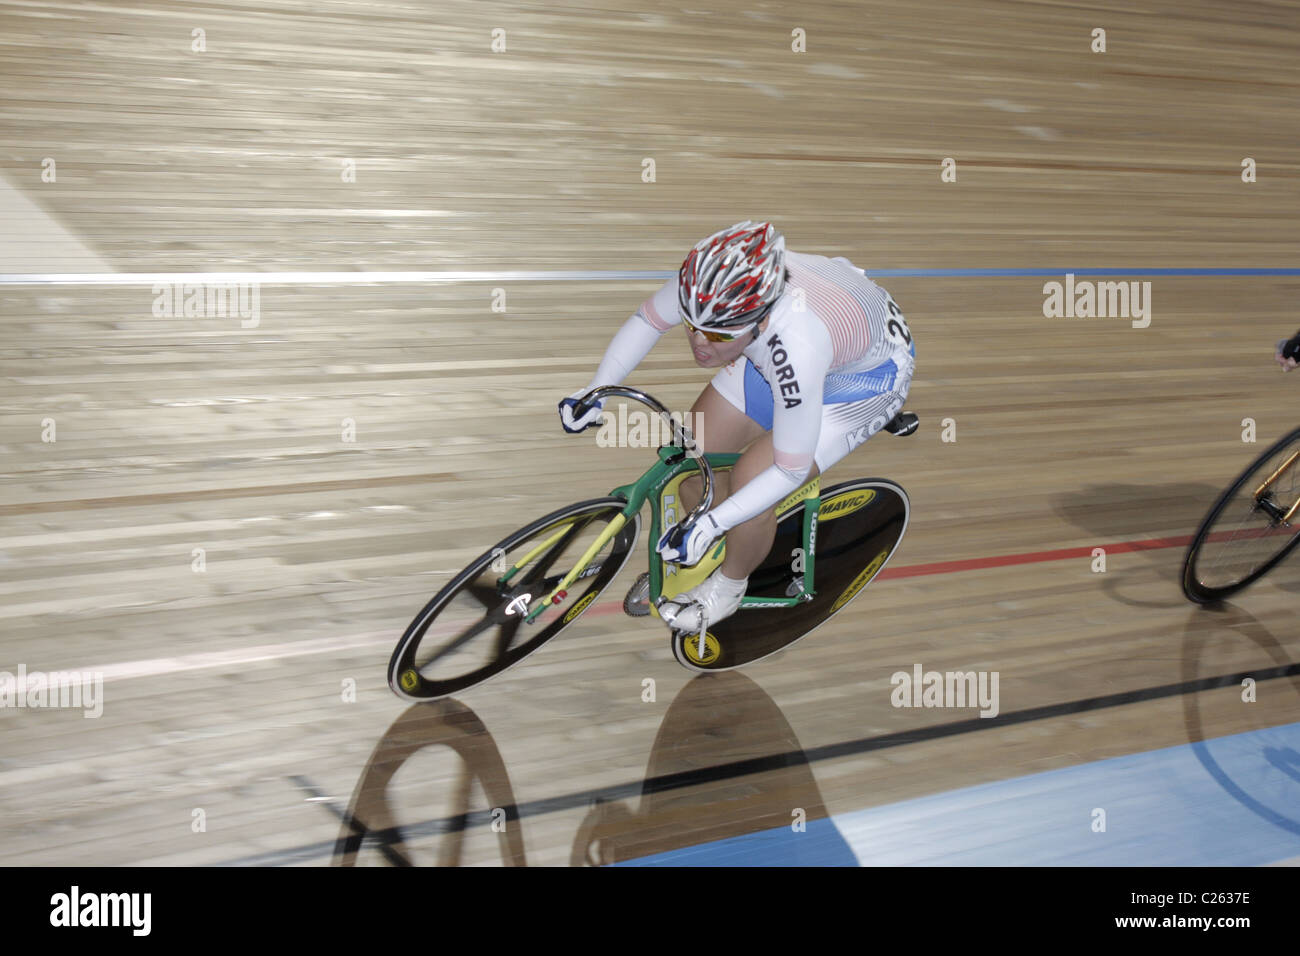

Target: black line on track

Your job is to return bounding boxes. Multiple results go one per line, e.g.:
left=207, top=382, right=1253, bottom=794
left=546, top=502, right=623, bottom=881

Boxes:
left=227, top=662, right=1300, bottom=866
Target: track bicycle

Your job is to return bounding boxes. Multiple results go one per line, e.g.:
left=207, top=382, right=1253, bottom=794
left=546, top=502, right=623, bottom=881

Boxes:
left=1183, top=425, right=1300, bottom=602
left=389, top=387, right=915, bottom=700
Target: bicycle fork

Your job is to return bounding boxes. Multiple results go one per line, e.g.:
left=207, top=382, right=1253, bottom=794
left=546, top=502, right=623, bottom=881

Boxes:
left=521, top=513, right=629, bottom=624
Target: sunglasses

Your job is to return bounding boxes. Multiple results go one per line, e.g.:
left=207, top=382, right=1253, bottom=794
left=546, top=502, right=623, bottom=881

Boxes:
left=681, top=315, right=755, bottom=343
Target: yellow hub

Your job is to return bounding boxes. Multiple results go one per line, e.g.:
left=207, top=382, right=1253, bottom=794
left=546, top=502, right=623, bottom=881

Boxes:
left=680, top=631, right=721, bottom=666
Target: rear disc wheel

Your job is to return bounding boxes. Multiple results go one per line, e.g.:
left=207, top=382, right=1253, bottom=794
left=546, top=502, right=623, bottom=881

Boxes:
left=669, top=477, right=909, bottom=672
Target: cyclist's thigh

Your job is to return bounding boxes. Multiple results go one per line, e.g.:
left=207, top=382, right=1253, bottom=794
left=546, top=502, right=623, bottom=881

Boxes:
left=814, top=354, right=913, bottom=473
left=814, top=388, right=906, bottom=473
left=678, top=363, right=770, bottom=511
left=694, top=359, right=769, bottom=453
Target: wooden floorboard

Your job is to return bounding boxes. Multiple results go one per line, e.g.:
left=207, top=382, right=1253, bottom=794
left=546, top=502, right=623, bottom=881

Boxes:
left=1, top=0, right=1298, bottom=866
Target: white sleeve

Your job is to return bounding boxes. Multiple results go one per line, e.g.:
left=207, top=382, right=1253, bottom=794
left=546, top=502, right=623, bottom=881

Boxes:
left=586, top=278, right=680, bottom=390
left=706, top=321, right=832, bottom=532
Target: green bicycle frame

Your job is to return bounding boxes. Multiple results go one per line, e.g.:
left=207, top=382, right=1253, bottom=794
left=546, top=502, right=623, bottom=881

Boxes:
left=516, top=444, right=819, bottom=625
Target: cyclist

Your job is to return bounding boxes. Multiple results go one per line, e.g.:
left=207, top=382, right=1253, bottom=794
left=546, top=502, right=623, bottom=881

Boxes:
left=559, top=221, right=915, bottom=632
left=1275, top=332, right=1300, bottom=371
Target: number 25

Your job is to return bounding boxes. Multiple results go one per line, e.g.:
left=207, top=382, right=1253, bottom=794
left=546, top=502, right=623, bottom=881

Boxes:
left=886, top=299, right=911, bottom=344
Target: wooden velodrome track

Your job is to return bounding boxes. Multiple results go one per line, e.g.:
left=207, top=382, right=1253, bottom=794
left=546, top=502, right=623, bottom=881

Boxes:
left=2, top=0, right=1299, bottom=866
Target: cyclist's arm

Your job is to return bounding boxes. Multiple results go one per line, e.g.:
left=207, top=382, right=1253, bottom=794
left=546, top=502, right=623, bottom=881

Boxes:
left=707, top=324, right=832, bottom=532
left=585, top=279, right=680, bottom=390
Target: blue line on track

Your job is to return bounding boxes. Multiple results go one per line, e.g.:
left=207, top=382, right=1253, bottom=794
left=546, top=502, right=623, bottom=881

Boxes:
left=1, top=267, right=1298, bottom=286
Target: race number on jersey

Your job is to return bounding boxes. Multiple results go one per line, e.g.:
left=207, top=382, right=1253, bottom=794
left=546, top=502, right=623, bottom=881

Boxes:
left=884, top=295, right=912, bottom=349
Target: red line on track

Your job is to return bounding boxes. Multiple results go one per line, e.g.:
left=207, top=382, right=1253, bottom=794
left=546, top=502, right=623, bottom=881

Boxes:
left=877, top=533, right=1196, bottom=579
left=583, top=526, right=1288, bottom=617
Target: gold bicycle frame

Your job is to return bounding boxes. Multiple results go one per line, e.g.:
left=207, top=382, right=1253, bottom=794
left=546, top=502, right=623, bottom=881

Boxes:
left=1253, top=448, right=1300, bottom=523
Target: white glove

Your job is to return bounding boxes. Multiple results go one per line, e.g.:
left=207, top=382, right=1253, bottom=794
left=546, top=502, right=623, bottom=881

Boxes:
left=558, top=389, right=606, bottom=433
left=657, top=512, right=723, bottom=567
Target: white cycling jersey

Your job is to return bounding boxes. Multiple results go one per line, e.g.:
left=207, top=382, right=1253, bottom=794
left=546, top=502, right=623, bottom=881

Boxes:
left=586, top=251, right=915, bottom=533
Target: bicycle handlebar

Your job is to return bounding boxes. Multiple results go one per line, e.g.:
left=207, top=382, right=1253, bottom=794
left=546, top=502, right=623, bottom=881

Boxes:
left=577, top=386, right=714, bottom=524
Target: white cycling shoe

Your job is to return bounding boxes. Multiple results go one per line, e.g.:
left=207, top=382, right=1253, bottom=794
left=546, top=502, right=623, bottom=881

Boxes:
left=658, top=569, right=748, bottom=633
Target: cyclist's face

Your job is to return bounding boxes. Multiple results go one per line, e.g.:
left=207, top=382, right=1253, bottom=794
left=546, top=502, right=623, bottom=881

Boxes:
left=685, top=318, right=764, bottom=367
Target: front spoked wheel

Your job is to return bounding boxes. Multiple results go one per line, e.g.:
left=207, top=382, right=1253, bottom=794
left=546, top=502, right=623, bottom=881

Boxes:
left=389, top=498, right=640, bottom=700
left=1183, top=426, right=1300, bottom=603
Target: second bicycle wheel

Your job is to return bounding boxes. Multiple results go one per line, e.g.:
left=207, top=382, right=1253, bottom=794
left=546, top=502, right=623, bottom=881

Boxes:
left=1183, top=426, right=1300, bottom=603
left=389, top=498, right=640, bottom=700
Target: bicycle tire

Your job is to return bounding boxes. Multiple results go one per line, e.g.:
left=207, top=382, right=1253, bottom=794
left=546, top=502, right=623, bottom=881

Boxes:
left=1183, top=426, right=1300, bottom=603
left=389, top=498, right=640, bottom=700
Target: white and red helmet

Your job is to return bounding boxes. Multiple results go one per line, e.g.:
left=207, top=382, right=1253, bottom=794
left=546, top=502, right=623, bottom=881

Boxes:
left=678, top=221, right=786, bottom=330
